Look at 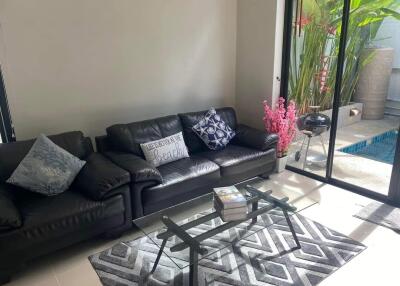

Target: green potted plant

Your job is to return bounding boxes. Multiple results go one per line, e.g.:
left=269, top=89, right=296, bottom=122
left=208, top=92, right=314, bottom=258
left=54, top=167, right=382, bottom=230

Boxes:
left=289, top=0, right=400, bottom=119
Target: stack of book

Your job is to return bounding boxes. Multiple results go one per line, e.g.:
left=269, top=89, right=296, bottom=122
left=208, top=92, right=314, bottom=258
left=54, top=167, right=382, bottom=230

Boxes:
left=213, top=186, right=247, bottom=222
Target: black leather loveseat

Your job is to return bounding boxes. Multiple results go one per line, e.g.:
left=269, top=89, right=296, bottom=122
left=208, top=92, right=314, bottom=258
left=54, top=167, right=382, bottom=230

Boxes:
left=0, top=131, right=132, bottom=284
left=96, top=107, right=278, bottom=219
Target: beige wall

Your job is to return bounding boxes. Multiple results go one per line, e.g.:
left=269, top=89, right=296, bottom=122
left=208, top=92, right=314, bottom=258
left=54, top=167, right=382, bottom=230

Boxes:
left=236, top=0, right=284, bottom=129
left=0, top=0, right=284, bottom=140
left=0, top=0, right=237, bottom=139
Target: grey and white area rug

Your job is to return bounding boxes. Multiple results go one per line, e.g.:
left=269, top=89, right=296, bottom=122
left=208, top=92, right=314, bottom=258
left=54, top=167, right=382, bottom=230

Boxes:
left=355, top=201, right=400, bottom=232
left=89, top=210, right=366, bottom=286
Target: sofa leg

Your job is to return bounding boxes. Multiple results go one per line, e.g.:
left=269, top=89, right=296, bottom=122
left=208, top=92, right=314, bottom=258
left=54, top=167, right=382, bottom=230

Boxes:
left=260, top=173, right=270, bottom=179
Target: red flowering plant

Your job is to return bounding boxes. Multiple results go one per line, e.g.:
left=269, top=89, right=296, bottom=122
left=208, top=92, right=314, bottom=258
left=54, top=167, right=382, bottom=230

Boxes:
left=263, top=97, right=297, bottom=158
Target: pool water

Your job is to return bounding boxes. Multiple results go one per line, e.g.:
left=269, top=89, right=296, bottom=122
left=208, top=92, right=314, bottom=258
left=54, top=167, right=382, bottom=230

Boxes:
left=339, top=130, right=398, bottom=164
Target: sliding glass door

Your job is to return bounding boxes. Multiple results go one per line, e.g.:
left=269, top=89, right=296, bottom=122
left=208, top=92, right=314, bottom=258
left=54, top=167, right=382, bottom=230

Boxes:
left=332, top=0, right=400, bottom=197
left=285, top=0, right=344, bottom=178
left=282, top=0, right=400, bottom=205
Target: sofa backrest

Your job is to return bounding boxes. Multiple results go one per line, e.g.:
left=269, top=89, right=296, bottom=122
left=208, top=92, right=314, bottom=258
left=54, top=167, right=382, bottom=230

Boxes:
left=178, top=107, right=237, bottom=153
left=106, top=115, right=183, bottom=157
left=0, top=131, right=93, bottom=182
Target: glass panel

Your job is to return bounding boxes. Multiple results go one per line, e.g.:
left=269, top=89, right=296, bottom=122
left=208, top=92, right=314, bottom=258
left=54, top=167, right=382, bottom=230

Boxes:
left=132, top=178, right=318, bottom=269
left=287, top=0, right=344, bottom=176
left=332, top=0, right=400, bottom=195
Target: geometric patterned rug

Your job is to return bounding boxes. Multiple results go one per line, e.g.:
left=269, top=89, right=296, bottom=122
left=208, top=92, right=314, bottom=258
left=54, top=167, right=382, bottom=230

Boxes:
left=89, top=211, right=366, bottom=286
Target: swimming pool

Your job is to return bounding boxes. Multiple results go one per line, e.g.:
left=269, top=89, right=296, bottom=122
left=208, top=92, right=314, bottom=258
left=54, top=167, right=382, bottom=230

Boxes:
left=339, top=129, right=398, bottom=164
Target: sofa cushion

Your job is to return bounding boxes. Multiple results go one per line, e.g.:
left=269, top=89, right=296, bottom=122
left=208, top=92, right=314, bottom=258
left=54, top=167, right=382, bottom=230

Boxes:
left=198, top=145, right=276, bottom=177
left=192, top=108, right=236, bottom=151
left=73, top=152, right=131, bottom=201
left=142, top=156, right=220, bottom=206
left=103, top=151, right=163, bottom=185
left=0, top=188, right=22, bottom=231
left=179, top=107, right=237, bottom=153
left=0, top=189, right=124, bottom=253
left=0, top=131, right=92, bottom=182
left=107, top=115, right=183, bottom=157
left=7, top=134, right=86, bottom=196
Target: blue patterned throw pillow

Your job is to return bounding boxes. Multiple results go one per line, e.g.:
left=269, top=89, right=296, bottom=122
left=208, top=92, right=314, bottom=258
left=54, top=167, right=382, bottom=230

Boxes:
left=192, top=108, right=235, bottom=150
left=7, top=134, right=86, bottom=196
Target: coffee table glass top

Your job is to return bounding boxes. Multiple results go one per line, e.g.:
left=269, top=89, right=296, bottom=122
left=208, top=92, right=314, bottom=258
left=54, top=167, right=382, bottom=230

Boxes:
left=132, top=177, right=318, bottom=269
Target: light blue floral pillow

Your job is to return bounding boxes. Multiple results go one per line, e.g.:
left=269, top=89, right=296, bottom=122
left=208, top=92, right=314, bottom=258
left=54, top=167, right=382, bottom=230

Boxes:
left=7, top=134, right=86, bottom=196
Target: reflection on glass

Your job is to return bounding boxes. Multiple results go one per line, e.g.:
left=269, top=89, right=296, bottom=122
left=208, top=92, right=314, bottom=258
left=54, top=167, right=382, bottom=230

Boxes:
left=287, top=0, right=343, bottom=174
left=286, top=0, right=400, bottom=197
left=332, top=1, right=400, bottom=195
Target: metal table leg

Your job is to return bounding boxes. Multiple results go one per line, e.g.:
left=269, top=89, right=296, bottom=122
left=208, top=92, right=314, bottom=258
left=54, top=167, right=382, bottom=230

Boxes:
left=252, top=201, right=258, bottom=223
left=151, top=239, right=167, bottom=273
left=189, top=248, right=198, bottom=286
left=283, top=210, right=301, bottom=250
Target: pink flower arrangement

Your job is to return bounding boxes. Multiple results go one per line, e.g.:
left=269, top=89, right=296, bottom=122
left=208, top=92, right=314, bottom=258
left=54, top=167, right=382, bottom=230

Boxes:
left=263, top=97, right=297, bottom=158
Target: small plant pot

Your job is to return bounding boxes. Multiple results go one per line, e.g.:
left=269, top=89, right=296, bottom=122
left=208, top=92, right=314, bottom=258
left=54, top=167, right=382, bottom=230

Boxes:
left=276, top=156, right=288, bottom=173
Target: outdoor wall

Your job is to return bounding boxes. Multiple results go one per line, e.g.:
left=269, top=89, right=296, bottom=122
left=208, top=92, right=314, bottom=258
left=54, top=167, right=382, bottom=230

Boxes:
left=377, top=11, right=400, bottom=102
left=0, top=0, right=237, bottom=139
left=388, top=70, right=400, bottom=102
left=236, top=0, right=284, bottom=129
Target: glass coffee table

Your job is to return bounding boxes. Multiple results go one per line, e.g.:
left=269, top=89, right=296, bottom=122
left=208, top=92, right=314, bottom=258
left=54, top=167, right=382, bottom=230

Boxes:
left=133, top=179, right=317, bottom=286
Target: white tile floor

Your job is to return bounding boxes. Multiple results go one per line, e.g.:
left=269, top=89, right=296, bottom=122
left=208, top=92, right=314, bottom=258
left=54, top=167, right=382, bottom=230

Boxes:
left=7, top=170, right=400, bottom=286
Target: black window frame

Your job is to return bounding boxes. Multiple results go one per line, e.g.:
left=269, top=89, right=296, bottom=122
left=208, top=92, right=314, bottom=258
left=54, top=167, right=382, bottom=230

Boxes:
left=0, top=65, right=15, bottom=143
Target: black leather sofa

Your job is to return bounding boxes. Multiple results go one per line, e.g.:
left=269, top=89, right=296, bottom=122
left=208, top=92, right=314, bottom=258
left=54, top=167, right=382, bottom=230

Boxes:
left=96, top=107, right=278, bottom=219
left=0, top=131, right=132, bottom=284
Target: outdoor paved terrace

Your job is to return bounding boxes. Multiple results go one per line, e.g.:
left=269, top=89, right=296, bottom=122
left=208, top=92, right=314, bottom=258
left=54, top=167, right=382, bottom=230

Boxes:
left=287, top=115, right=400, bottom=196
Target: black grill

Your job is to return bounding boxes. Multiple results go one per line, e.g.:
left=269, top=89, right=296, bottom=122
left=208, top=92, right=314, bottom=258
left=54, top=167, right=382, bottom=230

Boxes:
left=297, top=106, right=331, bottom=135
left=295, top=106, right=331, bottom=169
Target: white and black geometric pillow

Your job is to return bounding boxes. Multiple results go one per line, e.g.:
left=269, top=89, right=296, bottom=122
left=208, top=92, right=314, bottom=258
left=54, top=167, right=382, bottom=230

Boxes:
left=192, top=108, right=236, bottom=150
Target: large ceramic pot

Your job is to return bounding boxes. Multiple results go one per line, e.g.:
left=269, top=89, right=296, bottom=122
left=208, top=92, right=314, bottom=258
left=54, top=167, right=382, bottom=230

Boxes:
left=355, top=47, right=394, bottom=119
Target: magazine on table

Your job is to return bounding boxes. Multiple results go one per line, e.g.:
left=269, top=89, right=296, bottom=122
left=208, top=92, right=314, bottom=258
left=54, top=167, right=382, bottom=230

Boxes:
left=213, top=186, right=247, bottom=209
left=214, top=199, right=247, bottom=216
left=219, top=212, right=247, bottom=222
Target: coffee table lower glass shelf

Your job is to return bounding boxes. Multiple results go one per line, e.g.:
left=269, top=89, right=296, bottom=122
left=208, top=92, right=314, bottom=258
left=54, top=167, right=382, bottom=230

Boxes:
left=132, top=182, right=317, bottom=286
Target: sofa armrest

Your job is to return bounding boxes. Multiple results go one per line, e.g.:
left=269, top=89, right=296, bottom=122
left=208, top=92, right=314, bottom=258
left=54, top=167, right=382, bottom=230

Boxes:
left=103, top=151, right=163, bottom=184
left=232, top=124, right=278, bottom=151
left=74, top=153, right=131, bottom=200
left=0, top=185, right=22, bottom=230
